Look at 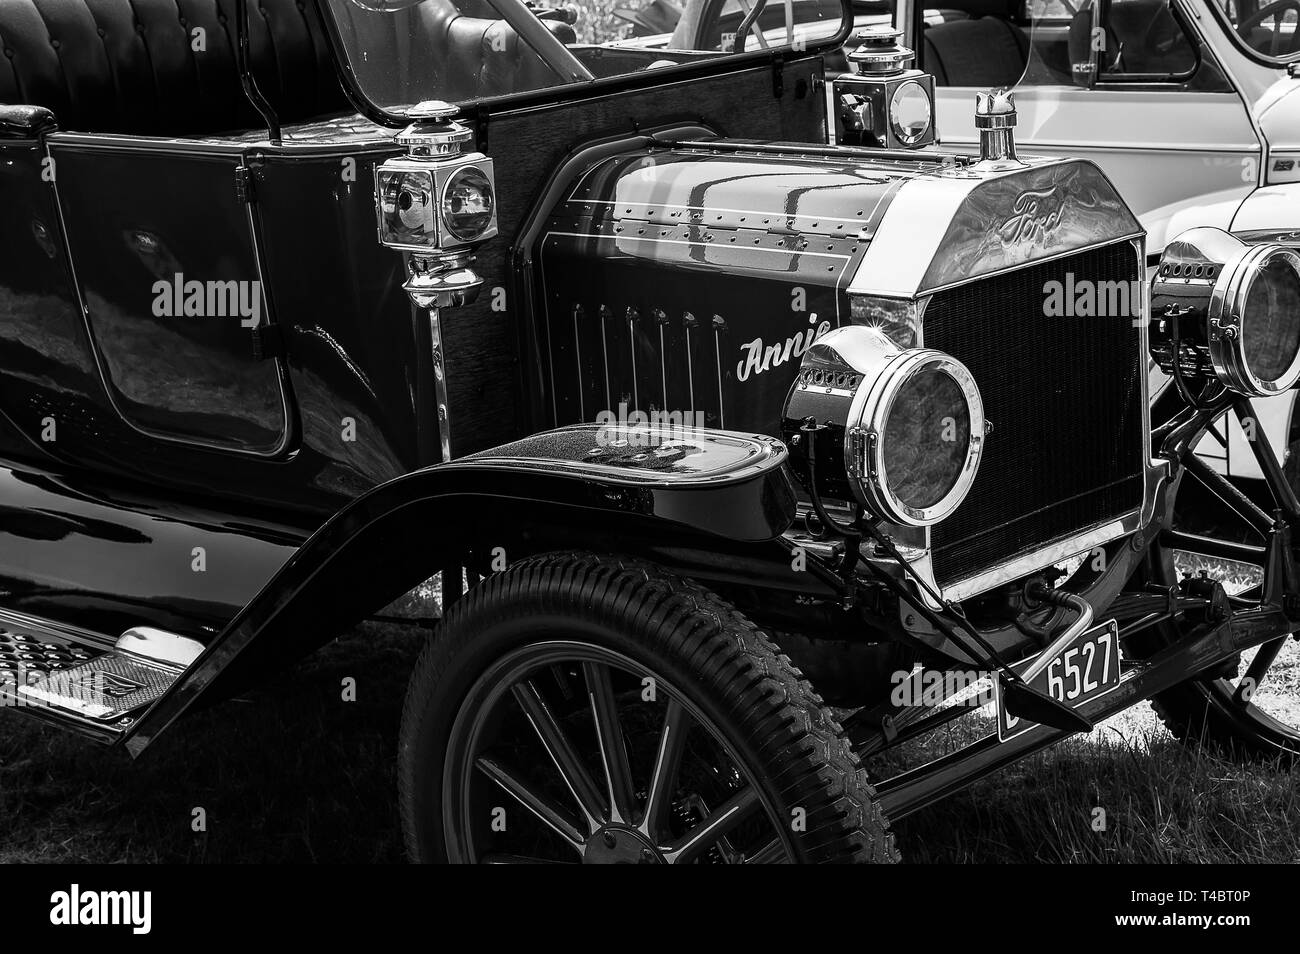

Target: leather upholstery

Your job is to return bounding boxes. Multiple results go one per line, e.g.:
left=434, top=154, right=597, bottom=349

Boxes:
left=421, top=2, right=575, bottom=102
left=0, top=0, right=349, bottom=135
left=924, top=15, right=1028, bottom=87
left=0, top=100, right=54, bottom=135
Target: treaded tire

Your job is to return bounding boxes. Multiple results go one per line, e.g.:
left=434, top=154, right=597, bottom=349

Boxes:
left=1144, top=661, right=1300, bottom=764
left=398, top=551, right=896, bottom=863
left=1133, top=507, right=1300, bottom=764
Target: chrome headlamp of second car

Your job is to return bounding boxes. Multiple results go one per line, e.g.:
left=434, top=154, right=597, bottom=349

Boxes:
left=783, top=326, right=986, bottom=528
left=1151, top=226, right=1300, bottom=398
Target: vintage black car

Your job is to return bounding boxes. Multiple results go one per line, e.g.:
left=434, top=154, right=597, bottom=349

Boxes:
left=1, top=0, right=1298, bottom=864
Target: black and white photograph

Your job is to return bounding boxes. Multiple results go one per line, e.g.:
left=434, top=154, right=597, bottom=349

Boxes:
left=0, top=0, right=1290, bottom=914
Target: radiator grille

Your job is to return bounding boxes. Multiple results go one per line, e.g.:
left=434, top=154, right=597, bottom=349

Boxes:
left=923, top=242, right=1146, bottom=589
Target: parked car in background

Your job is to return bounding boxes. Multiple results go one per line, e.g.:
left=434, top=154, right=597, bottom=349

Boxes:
left=920, top=0, right=1300, bottom=485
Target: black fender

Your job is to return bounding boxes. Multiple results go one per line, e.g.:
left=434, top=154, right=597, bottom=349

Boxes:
left=125, top=423, right=803, bottom=753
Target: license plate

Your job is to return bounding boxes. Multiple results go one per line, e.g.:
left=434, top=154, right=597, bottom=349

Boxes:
left=995, top=620, right=1121, bottom=742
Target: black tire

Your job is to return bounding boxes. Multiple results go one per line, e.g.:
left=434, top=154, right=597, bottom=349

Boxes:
left=1147, top=672, right=1300, bottom=762
left=398, top=551, right=895, bottom=863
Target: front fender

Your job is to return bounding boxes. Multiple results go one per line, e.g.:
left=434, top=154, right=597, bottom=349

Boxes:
left=125, top=424, right=796, bottom=754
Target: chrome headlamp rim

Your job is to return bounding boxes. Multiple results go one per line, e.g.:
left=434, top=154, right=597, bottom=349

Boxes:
left=844, top=345, right=985, bottom=527
left=1208, top=243, right=1300, bottom=397
left=888, top=80, right=932, bottom=147
left=440, top=164, right=495, bottom=243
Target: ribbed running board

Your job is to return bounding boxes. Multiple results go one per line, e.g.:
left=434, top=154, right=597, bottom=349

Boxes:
left=18, top=654, right=182, bottom=721
left=0, top=610, right=202, bottom=734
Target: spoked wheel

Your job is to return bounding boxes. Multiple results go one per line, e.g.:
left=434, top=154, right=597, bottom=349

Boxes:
left=1137, top=451, right=1300, bottom=762
left=399, top=552, right=895, bottom=863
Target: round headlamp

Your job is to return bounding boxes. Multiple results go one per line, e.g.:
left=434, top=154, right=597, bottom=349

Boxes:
left=442, top=165, right=495, bottom=242
left=1152, top=228, right=1300, bottom=398
left=1209, top=243, right=1300, bottom=396
left=783, top=326, right=985, bottom=527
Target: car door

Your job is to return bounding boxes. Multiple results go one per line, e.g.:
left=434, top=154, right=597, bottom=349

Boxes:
left=47, top=135, right=293, bottom=457
left=931, top=0, right=1260, bottom=255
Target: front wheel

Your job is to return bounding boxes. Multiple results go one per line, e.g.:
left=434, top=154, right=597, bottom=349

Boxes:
left=1136, top=444, right=1300, bottom=762
left=398, top=552, right=895, bottom=863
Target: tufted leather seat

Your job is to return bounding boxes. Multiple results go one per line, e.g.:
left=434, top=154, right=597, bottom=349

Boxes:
left=0, top=0, right=349, bottom=135
left=422, top=2, right=575, bottom=101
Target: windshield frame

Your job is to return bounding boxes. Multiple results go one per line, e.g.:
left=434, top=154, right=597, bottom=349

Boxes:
left=312, top=0, right=856, bottom=127
left=1200, top=0, right=1300, bottom=67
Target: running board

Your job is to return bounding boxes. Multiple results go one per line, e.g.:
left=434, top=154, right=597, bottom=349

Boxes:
left=0, top=610, right=202, bottom=738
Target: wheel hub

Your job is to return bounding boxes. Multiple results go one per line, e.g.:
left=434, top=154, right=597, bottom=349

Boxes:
left=583, top=826, right=663, bottom=864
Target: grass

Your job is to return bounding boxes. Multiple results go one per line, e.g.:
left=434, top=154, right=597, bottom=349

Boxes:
left=0, top=622, right=420, bottom=863
left=0, top=566, right=1296, bottom=863
left=894, top=728, right=1300, bottom=863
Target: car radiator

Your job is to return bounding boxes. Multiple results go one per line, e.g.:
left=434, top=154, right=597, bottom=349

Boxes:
left=922, top=241, right=1147, bottom=591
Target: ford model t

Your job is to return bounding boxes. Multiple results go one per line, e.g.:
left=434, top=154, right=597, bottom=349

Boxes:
left=1, top=0, right=1298, bottom=864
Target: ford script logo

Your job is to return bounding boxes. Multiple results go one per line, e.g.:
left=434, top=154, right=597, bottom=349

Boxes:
left=999, top=188, right=1064, bottom=245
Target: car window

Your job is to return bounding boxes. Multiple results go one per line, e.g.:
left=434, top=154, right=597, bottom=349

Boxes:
left=1009, top=0, right=1196, bottom=85
left=1212, top=0, right=1300, bottom=59
left=922, top=0, right=1193, bottom=89
left=321, top=0, right=847, bottom=117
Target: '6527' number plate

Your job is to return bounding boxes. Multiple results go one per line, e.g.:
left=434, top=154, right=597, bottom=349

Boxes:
left=994, top=620, right=1121, bottom=742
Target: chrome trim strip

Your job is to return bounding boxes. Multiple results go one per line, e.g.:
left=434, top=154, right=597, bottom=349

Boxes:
left=714, top=325, right=727, bottom=428
left=685, top=324, right=696, bottom=416
left=578, top=197, right=886, bottom=226
left=940, top=512, right=1139, bottom=603
left=47, top=129, right=396, bottom=156
left=541, top=231, right=854, bottom=261
left=430, top=308, right=452, bottom=462
left=938, top=137, right=1260, bottom=156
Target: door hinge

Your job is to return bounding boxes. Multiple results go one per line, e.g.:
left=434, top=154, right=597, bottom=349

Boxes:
left=235, top=164, right=257, bottom=204
left=250, top=323, right=285, bottom=361
left=772, top=59, right=785, bottom=99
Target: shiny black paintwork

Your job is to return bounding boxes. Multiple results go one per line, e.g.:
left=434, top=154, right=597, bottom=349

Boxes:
left=526, top=143, right=889, bottom=435
left=1, top=117, right=423, bottom=515
left=0, top=41, right=839, bottom=723
left=125, top=423, right=799, bottom=752
left=0, top=460, right=303, bottom=639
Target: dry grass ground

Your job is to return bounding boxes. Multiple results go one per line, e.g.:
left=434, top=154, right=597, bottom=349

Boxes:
left=0, top=561, right=1295, bottom=863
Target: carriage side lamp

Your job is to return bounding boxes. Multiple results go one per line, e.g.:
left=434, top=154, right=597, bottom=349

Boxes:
left=829, top=25, right=934, bottom=149
left=375, top=100, right=499, bottom=460
left=973, top=88, right=1024, bottom=169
